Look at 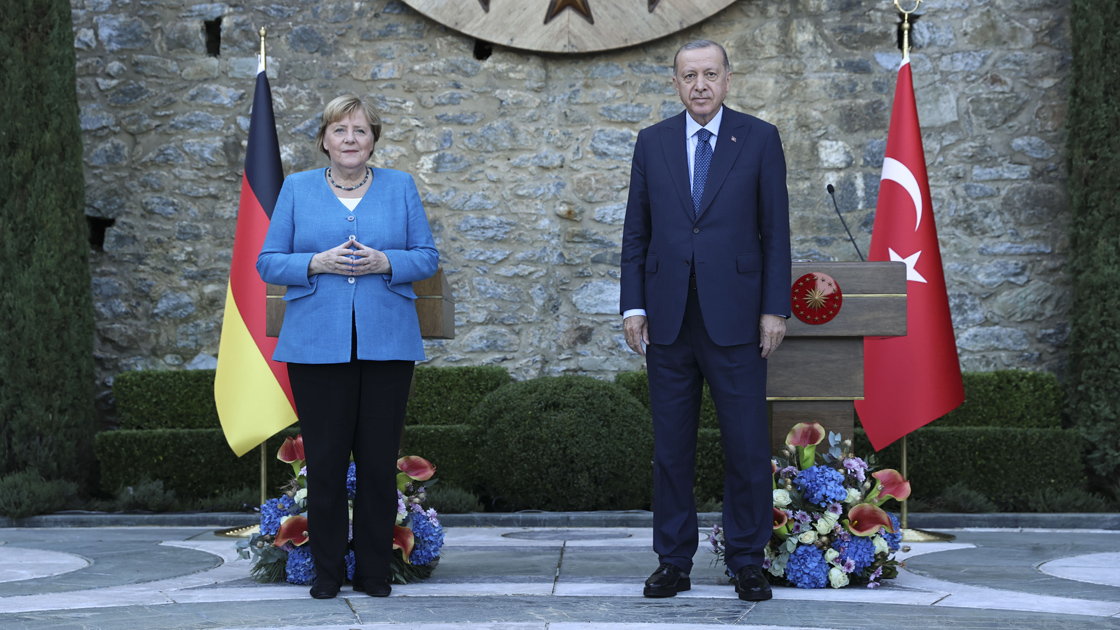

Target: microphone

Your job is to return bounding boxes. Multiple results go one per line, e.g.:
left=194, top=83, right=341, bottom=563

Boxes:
left=827, top=184, right=865, bottom=262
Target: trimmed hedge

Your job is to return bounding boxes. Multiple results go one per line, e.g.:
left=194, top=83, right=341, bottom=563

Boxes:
left=406, top=366, right=510, bottom=426
left=854, top=427, right=1085, bottom=510
left=400, top=424, right=476, bottom=490
left=614, top=370, right=719, bottom=430
left=468, top=375, right=654, bottom=511
left=114, top=370, right=219, bottom=430
left=937, top=371, right=1063, bottom=428
left=95, top=428, right=298, bottom=501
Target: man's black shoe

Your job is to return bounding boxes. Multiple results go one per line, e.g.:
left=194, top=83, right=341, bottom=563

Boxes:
left=354, top=578, right=392, bottom=597
left=643, top=562, right=691, bottom=598
left=734, top=564, right=772, bottom=601
left=309, top=578, right=340, bottom=599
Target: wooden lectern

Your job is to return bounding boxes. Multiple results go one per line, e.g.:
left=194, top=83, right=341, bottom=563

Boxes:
left=767, top=261, right=907, bottom=454
left=265, top=268, right=455, bottom=339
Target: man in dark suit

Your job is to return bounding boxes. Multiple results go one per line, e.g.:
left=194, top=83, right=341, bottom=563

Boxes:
left=620, top=40, right=791, bottom=602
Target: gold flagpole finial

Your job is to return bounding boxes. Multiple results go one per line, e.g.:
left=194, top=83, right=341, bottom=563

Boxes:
left=259, top=27, right=267, bottom=71
left=893, top=0, right=922, bottom=58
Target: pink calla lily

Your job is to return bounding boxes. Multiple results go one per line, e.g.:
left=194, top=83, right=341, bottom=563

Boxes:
left=771, top=459, right=779, bottom=489
left=277, top=436, right=305, bottom=464
left=772, top=507, right=791, bottom=539
left=868, top=469, right=912, bottom=505
left=393, top=525, right=415, bottom=562
left=274, top=515, right=309, bottom=547
left=844, top=503, right=895, bottom=536
left=785, top=422, right=825, bottom=470
left=397, top=456, right=436, bottom=481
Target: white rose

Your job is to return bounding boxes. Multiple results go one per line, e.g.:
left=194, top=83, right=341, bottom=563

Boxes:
left=815, top=518, right=833, bottom=535
left=829, top=566, right=850, bottom=588
left=845, top=488, right=862, bottom=504
left=873, top=535, right=890, bottom=555
left=773, top=489, right=792, bottom=507
left=294, top=488, right=308, bottom=504
left=798, top=530, right=818, bottom=545
left=825, top=549, right=841, bottom=564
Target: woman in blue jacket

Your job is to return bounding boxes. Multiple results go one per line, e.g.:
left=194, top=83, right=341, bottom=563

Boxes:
left=257, top=94, right=438, bottom=599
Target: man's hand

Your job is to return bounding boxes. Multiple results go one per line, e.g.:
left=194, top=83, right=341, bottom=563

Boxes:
left=624, top=315, right=650, bottom=356
left=759, top=314, right=786, bottom=359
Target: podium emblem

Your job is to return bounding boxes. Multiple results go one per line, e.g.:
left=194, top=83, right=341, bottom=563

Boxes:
left=791, top=272, right=843, bottom=325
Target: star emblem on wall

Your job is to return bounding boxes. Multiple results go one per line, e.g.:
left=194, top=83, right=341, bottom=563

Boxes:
left=544, top=0, right=594, bottom=24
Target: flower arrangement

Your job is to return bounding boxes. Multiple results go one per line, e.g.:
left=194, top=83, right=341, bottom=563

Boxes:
left=710, top=422, right=910, bottom=589
left=237, top=435, right=444, bottom=585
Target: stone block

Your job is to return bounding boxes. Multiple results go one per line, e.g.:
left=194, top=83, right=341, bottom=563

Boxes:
left=187, top=84, right=245, bottom=107
left=956, top=326, right=1030, bottom=352
left=288, top=25, right=334, bottom=55
left=572, top=281, right=620, bottom=315
left=593, top=203, right=627, bottom=226
left=589, top=128, right=635, bottom=160
left=154, top=292, right=196, bottom=320
left=972, top=164, right=1031, bottom=181
left=456, top=216, right=516, bottom=242
left=89, top=139, right=129, bottom=166
left=599, top=103, right=652, bottom=123
left=169, top=112, right=225, bottom=132
left=95, top=15, right=151, bottom=52
left=181, top=58, right=220, bottom=80
left=1010, top=136, right=1055, bottom=160
left=817, top=140, right=853, bottom=168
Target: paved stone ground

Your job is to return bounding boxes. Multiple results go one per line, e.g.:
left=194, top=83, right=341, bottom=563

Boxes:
left=1, top=518, right=1119, bottom=629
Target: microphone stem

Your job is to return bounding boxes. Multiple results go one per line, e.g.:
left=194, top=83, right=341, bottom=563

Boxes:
left=828, top=188, right=865, bottom=262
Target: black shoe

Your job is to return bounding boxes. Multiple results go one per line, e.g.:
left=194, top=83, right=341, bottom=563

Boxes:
left=734, top=564, right=772, bottom=601
left=643, top=562, right=690, bottom=598
left=309, top=578, right=340, bottom=599
left=355, top=578, right=392, bottom=597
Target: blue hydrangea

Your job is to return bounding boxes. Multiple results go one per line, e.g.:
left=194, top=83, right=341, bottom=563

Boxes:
left=785, top=544, right=829, bottom=588
left=345, top=550, right=356, bottom=581
left=346, top=462, right=357, bottom=500
left=260, top=495, right=297, bottom=536
left=285, top=545, right=316, bottom=585
left=794, top=465, right=848, bottom=507
left=408, top=507, right=444, bottom=566
left=832, top=533, right=876, bottom=573
left=882, top=513, right=902, bottom=551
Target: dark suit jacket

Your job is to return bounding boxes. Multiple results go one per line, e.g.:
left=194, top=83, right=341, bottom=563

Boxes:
left=620, top=107, right=792, bottom=347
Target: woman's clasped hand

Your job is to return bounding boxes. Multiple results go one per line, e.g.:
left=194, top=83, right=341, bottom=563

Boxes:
left=309, top=239, right=392, bottom=276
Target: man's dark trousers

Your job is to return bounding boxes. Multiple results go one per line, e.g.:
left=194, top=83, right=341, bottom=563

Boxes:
left=646, top=278, right=772, bottom=574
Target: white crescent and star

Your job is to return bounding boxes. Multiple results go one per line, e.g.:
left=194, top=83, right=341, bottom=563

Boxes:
left=889, top=247, right=927, bottom=284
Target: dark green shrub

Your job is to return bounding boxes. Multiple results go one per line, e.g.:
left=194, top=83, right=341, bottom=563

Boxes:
left=614, top=371, right=718, bottom=429
left=695, top=428, right=724, bottom=504
left=400, top=424, right=477, bottom=489
left=113, top=370, right=219, bottom=430
left=95, top=428, right=298, bottom=502
left=0, top=468, right=78, bottom=519
left=190, top=486, right=258, bottom=512
left=935, top=483, right=998, bottom=513
left=0, top=0, right=97, bottom=482
left=937, top=371, right=1063, bottom=428
left=854, top=427, right=1085, bottom=511
left=1067, top=0, right=1120, bottom=480
left=468, top=375, right=653, bottom=511
left=406, top=366, right=510, bottom=426
left=116, top=477, right=178, bottom=512
left=425, top=485, right=483, bottom=514
left=1025, top=487, right=1113, bottom=513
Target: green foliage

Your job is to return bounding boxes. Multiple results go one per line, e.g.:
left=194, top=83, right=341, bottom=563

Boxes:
left=1025, top=487, right=1113, bottom=513
left=113, top=370, right=220, bottom=430
left=94, top=428, right=299, bottom=502
left=468, top=375, right=653, bottom=511
left=937, top=371, right=1064, bottom=428
left=424, top=485, right=483, bottom=514
left=115, top=477, right=178, bottom=512
left=0, top=468, right=78, bottom=519
left=934, top=483, right=998, bottom=514
left=855, top=427, right=1085, bottom=511
left=400, top=424, right=476, bottom=490
left=406, top=366, right=510, bottom=426
left=1066, top=0, right=1120, bottom=478
left=0, top=0, right=97, bottom=482
left=614, top=371, right=718, bottom=429
left=189, top=486, right=258, bottom=512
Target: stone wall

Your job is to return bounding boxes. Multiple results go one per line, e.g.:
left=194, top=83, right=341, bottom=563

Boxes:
left=73, top=0, right=1071, bottom=413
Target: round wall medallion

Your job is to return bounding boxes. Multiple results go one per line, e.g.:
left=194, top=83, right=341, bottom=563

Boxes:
left=791, top=272, right=843, bottom=325
left=399, top=0, right=737, bottom=54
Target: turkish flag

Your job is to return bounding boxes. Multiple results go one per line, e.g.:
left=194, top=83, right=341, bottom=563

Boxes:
left=854, top=55, right=964, bottom=450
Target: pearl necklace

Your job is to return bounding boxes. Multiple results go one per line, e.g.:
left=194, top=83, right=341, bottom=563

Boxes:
left=327, top=167, right=370, bottom=191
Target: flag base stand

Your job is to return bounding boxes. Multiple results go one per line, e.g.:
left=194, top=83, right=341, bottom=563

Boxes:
left=214, top=524, right=260, bottom=538
left=901, top=527, right=955, bottom=543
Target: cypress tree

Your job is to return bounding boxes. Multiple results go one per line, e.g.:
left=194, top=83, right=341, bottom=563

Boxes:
left=0, top=1, right=97, bottom=480
left=1066, top=0, right=1120, bottom=479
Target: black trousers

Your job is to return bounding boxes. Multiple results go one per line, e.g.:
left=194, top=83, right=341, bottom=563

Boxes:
left=287, top=338, right=414, bottom=586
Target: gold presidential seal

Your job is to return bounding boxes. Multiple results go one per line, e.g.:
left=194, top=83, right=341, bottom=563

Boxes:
left=399, top=0, right=737, bottom=53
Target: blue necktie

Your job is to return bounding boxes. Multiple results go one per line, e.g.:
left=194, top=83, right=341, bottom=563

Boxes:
left=692, top=128, right=712, bottom=216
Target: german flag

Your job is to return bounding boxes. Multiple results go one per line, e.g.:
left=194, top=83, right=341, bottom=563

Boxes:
left=215, top=58, right=297, bottom=456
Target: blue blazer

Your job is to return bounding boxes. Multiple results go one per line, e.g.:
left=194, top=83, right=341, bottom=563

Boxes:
left=620, top=107, right=791, bottom=346
left=257, top=168, right=439, bottom=363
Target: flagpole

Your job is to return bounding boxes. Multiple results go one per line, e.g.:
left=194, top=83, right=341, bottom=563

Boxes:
left=258, top=25, right=269, bottom=508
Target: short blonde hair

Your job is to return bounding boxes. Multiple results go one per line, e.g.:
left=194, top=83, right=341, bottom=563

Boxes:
left=315, top=94, right=383, bottom=159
